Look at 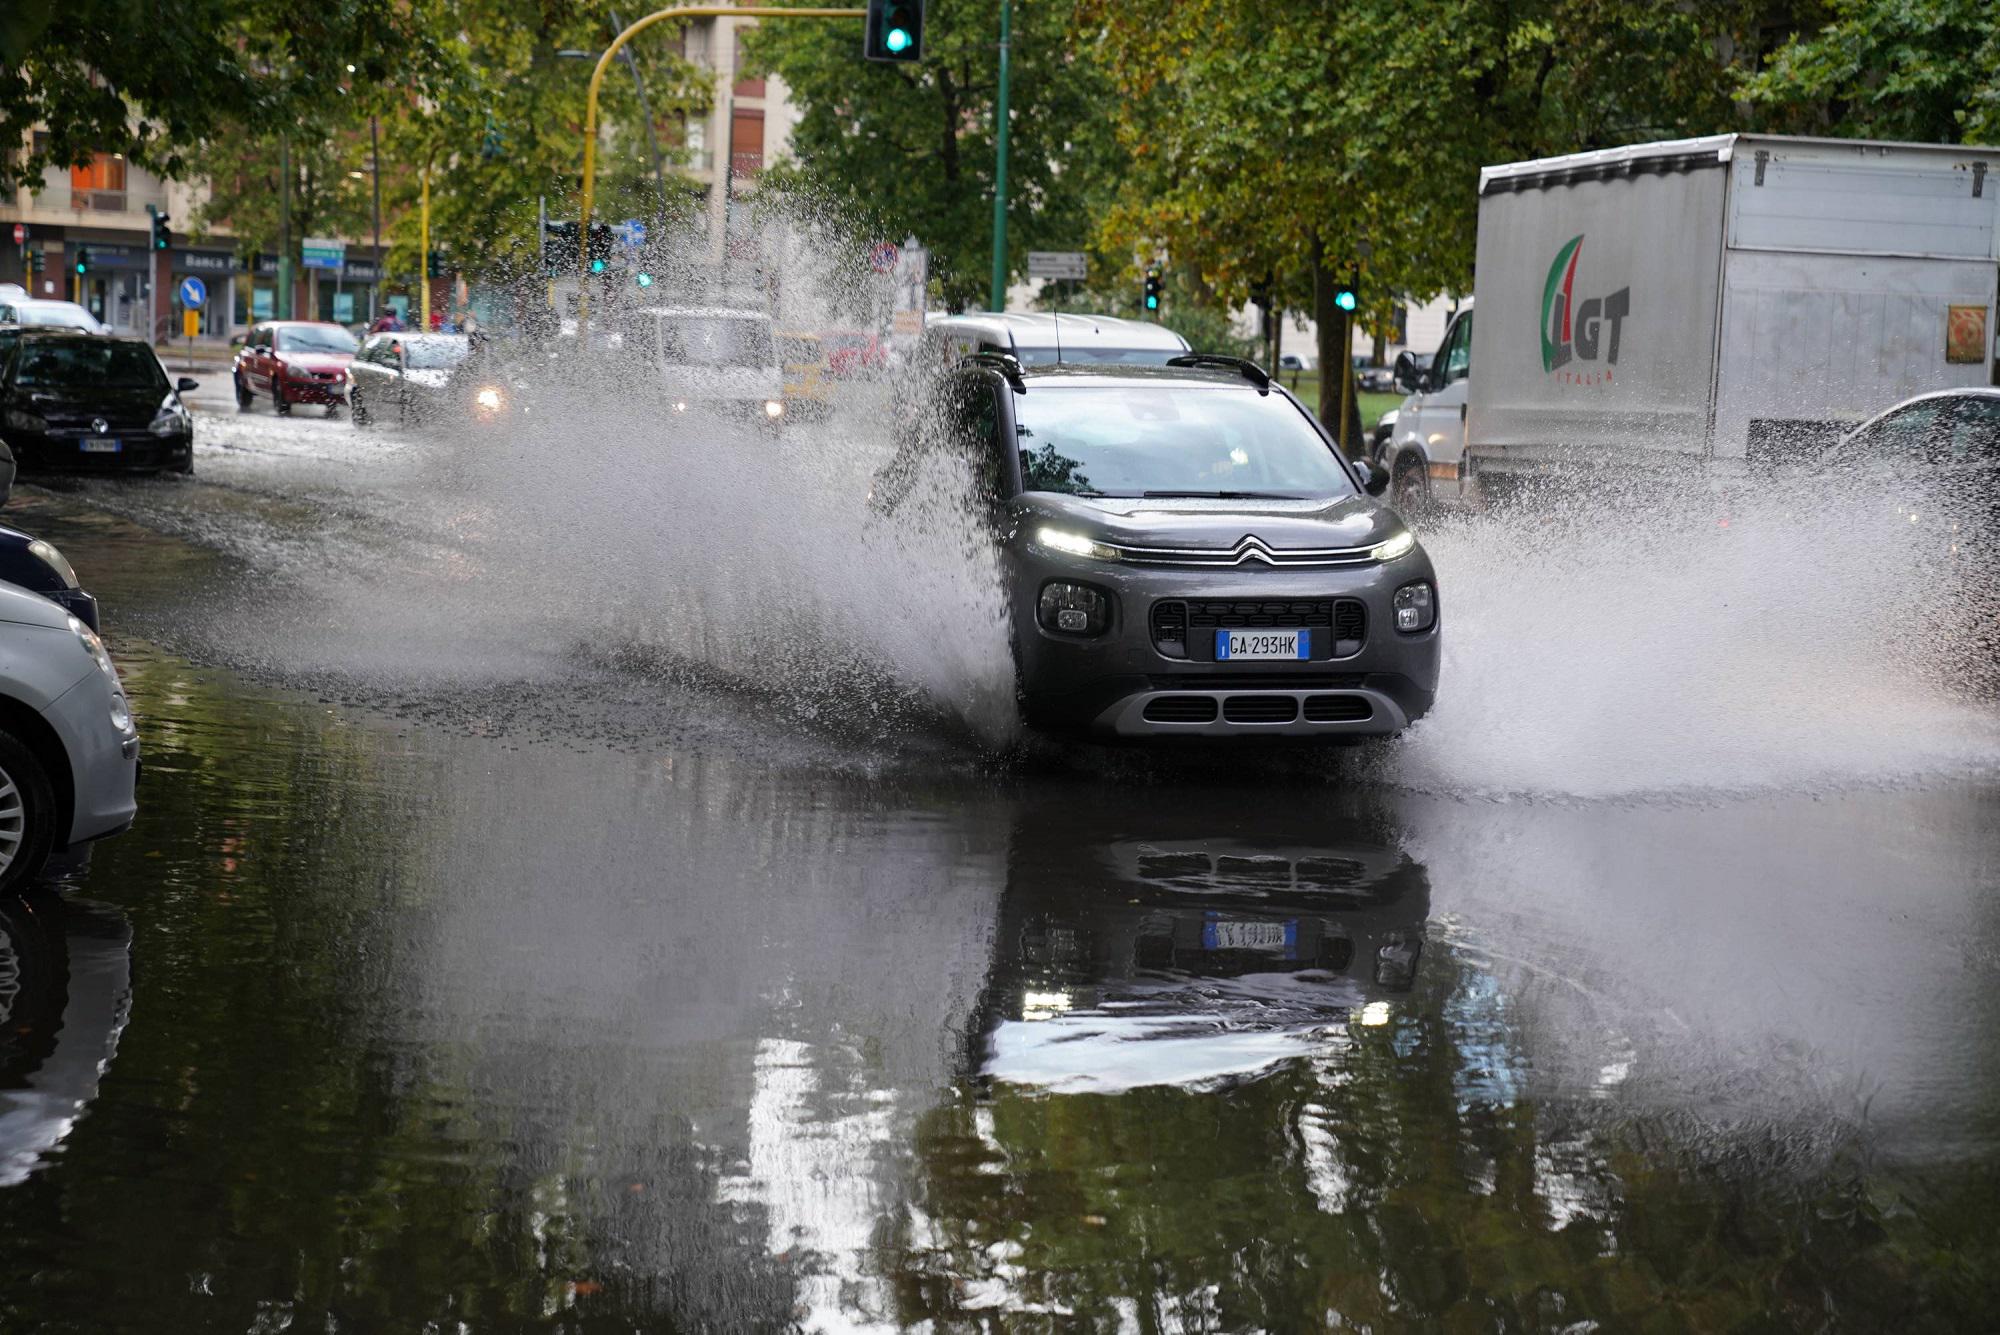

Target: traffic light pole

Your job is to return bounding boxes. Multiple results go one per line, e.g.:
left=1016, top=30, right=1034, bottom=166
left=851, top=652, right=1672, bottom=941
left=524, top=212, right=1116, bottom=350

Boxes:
left=575, top=5, right=866, bottom=338
left=988, top=0, right=1011, bottom=312
left=420, top=162, right=432, bottom=332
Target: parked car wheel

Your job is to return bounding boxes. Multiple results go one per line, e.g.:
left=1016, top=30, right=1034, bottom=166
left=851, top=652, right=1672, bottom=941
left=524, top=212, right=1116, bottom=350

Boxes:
left=0, top=729, right=58, bottom=895
left=234, top=374, right=254, bottom=411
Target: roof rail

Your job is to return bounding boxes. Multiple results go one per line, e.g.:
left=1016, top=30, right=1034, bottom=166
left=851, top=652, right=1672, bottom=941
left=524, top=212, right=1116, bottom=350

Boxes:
left=963, top=349, right=1027, bottom=392
left=1166, top=353, right=1271, bottom=392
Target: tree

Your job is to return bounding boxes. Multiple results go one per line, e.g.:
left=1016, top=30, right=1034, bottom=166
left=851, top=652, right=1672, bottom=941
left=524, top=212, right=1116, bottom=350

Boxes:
left=1741, top=0, right=2000, bottom=144
left=743, top=0, right=1114, bottom=312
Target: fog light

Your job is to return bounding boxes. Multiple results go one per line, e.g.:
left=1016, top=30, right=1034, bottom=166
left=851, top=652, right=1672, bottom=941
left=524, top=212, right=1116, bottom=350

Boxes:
left=1393, top=581, right=1435, bottom=633
left=1038, top=581, right=1110, bottom=636
left=764, top=399, right=785, bottom=419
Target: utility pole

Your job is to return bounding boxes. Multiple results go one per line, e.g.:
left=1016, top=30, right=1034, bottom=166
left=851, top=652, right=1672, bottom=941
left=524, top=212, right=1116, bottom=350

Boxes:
left=370, top=115, right=382, bottom=321
left=988, top=0, right=1012, bottom=312
left=419, top=161, right=432, bottom=332
left=278, top=133, right=292, bottom=319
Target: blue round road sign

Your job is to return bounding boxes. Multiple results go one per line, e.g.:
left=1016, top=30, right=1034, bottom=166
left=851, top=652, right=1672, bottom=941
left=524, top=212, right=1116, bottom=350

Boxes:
left=179, top=276, right=207, bottom=310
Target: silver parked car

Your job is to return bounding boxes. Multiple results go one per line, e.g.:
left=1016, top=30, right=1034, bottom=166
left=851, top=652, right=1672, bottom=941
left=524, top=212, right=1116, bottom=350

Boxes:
left=0, top=581, right=139, bottom=892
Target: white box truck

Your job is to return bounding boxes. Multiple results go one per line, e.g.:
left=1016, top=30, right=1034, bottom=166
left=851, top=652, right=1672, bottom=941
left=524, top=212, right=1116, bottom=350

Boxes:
left=1380, top=134, right=1998, bottom=506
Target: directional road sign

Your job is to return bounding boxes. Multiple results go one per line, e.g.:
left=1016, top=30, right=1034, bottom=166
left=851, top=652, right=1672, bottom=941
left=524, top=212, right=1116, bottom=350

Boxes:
left=179, top=276, right=208, bottom=309
left=1027, top=251, right=1088, bottom=281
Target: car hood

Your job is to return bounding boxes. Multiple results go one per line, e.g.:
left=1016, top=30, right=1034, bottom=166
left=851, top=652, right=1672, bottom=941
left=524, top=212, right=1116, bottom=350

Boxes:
left=275, top=352, right=353, bottom=373
left=655, top=365, right=781, bottom=398
left=18, top=385, right=165, bottom=418
left=1017, top=491, right=1399, bottom=551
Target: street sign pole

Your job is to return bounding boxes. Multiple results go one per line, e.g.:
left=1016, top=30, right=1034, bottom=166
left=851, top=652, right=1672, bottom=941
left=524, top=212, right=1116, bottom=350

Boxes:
left=988, top=0, right=1012, bottom=312
left=575, top=6, right=867, bottom=340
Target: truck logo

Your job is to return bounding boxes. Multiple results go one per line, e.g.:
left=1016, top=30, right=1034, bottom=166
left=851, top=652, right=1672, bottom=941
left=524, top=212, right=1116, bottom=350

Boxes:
left=1540, top=235, right=1630, bottom=376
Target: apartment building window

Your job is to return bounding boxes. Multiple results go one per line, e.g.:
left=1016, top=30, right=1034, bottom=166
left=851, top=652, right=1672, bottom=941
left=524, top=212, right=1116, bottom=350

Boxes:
left=733, top=30, right=765, bottom=98
left=730, top=108, right=763, bottom=178
left=70, top=152, right=127, bottom=211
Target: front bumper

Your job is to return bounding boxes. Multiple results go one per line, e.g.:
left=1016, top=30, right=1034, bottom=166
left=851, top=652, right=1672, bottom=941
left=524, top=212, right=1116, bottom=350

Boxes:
left=7, top=428, right=193, bottom=474
left=41, top=671, right=139, bottom=845
left=1010, top=547, right=1441, bottom=740
left=279, top=377, right=347, bottom=405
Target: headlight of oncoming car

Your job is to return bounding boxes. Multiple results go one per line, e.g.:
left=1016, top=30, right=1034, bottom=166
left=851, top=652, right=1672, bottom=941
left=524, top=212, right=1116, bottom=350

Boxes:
left=28, top=539, right=80, bottom=589
left=475, top=386, right=504, bottom=411
left=764, top=399, right=785, bottom=419
left=1393, top=581, right=1435, bottom=633
left=1034, top=526, right=1123, bottom=562
left=1038, top=581, right=1111, bottom=636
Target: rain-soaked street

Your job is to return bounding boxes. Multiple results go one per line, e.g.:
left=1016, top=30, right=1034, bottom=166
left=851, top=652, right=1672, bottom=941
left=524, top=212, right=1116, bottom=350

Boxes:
left=3, top=390, right=2000, bottom=1332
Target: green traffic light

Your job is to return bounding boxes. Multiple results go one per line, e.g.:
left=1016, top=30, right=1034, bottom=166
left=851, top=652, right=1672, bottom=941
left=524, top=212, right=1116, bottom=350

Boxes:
left=1145, top=295, right=1159, bottom=310
left=590, top=258, right=606, bottom=273
left=1334, top=291, right=1358, bottom=313
left=635, top=272, right=653, bottom=288
left=75, top=263, right=86, bottom=275
left=885, top=26, right=911, bottom=52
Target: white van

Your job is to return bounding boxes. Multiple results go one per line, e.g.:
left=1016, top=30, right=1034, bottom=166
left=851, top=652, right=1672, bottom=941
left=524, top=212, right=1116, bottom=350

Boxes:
left=638, top=307, right=787, bottom=424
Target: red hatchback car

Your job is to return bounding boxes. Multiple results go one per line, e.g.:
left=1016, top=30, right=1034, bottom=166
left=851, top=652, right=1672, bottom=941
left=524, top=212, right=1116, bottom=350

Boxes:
left=232, top=321, right=359, bottom=415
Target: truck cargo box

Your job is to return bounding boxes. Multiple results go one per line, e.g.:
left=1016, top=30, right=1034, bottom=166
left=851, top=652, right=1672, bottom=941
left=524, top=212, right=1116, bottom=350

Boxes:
left=1467, top=134, right=1997, bottom=476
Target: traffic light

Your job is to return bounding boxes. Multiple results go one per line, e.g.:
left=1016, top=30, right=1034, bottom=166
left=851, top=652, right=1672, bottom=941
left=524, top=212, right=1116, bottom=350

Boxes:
left=27, top=249, right=42, bottom=276
left=587, top=222, right=612, bottom=274
left=863, top=0, right=925, bottom=62
left=1143, top=267, right=1161, bottom=314
left=543, top=220, right=579, bottom=276
left=73, top=247, right=91, bottom=276
left=150, top=209, right=171, bottom=251
left=426, top=250, right=443, bottom=279
left=634, top=271, right=653, bottom=289
left=1333, top=269, right=1359, bottom=314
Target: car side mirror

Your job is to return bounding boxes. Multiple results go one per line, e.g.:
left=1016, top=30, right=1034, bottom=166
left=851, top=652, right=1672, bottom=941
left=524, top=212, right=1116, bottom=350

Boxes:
left=176, top=377, right=199, bottom=393
left=1393, top=350, right=1423, bottom=392
left=1355, top=458, right=1389, bottom=497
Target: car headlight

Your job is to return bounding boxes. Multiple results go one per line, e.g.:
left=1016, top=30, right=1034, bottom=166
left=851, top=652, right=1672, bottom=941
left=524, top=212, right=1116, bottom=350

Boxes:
left=68, top=614, right=117, bottom=679
left=475, top=386, right=503, bottom=411
left=1393, top=581, right=1436, bottom=632
left=4, top=407, right=46, bottom=433
left=149, top=404, right=189, bottom=436
left=1371, top=529, right=1416, bottom=563
left=1037, top=580, right=1111, bottom=636
left=1034, top=526, right=1123, bottom=562
left=27, top=539, right=79, bottom=589
left=764, top=399, right=785, bottom=419
left=673, top=400, right=688, bottom=413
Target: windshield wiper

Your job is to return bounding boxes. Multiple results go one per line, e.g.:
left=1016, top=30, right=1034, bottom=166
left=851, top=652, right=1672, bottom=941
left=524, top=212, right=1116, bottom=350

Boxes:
left=1140, top=490, right=1305, bottom=500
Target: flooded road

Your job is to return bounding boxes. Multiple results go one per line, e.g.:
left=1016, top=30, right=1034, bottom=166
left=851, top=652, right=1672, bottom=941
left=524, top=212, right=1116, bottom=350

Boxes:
left=2, top=410, right=1999, bottom=1331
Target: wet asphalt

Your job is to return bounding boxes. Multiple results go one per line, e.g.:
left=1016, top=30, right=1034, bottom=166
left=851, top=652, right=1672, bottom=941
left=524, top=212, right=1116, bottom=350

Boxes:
left=0, top=390, right=1997, bottom=1332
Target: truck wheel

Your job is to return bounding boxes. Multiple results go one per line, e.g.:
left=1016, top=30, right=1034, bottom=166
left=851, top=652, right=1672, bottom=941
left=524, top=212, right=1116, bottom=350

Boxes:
left=1392, top=454, right=1431, bottom=516
left=0, top=729, right=58, bottom=896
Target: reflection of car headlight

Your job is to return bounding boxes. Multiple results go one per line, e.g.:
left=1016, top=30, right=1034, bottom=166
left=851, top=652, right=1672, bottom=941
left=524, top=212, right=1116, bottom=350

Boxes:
left=474, top=386, right=503, bottom=411
left=27, top=539, right=79, bottom=589
left=1034, top=526, right=1123, bottom=562
left=764, top=399, right=785, bottom=419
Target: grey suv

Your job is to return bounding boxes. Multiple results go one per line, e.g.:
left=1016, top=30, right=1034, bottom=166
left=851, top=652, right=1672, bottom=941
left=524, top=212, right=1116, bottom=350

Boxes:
left=875, top=355, right=1440, bottom=738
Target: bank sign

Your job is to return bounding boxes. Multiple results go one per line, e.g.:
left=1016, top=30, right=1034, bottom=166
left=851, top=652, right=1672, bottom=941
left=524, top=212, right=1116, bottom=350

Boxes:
left=1540, top=234, right=1631, bottom=384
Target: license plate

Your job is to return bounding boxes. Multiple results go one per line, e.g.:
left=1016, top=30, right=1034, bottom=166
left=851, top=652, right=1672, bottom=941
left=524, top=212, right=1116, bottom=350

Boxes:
left=1201, top=919, right=1297, bottom=953
left=1215, top=628, right=1308, bottom=660
left=79, top=438, right=121, bottom=453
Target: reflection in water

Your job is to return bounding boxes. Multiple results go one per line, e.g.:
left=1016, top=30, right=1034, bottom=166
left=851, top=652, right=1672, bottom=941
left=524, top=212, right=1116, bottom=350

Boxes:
left=0, top=893, right=132, bottom=1188
left=976, top=798, right=1428, bottom=1094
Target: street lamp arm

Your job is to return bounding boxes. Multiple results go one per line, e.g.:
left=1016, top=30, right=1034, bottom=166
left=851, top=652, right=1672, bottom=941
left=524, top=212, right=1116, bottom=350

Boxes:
left=576, top=4, right=865, bottom=333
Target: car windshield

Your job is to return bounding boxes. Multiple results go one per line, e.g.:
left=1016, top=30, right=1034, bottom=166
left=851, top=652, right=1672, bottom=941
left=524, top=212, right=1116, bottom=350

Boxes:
left=1012, top=384, right=1356, bottom=499
left=18, top=303, right=95, bottom=329
left=276, top=325, right=359, bottom=354
left=14, top=340, right=163, bottom=389
left=1013, top=346, right=1182, bottom=366
left=655, top=317, right=774, bottom=368
left=402, top=338, right=469, bottom=370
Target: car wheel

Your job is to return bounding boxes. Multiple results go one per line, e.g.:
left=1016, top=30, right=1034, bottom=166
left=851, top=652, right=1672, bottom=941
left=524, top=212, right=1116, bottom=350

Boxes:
left=1392, top=453, right=1431, bottom=516
left=0, top=729, right=58, bottom=896
left=350, top=391, right=370, bottom=427
left=234, top=373, right=254, bottom=411
left=272, top=383, right=291, bottom=416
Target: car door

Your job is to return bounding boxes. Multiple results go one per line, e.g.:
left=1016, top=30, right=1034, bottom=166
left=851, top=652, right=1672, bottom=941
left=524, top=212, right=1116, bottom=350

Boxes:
left=247, top=326, right=275, bottom=392
left=1409, top=310, right=1472, bottom=493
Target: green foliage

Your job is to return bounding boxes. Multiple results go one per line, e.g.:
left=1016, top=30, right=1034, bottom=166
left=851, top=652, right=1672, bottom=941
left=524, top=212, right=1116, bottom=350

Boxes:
left=744, top=0, right=1115, bottom=312
left=1741, top=0, right=2000, bottom=144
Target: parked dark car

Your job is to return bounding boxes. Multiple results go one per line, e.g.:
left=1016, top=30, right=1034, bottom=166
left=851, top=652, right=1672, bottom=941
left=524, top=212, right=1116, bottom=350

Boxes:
left=872, top=354, right=1440, bottom=740
left=1358, top=365, right=1396, bottom=393
left=0, top=331, right=194, bottom=475
left=346, top=332, right=474, bottom=426
left=232, top=321, right=357, bottom=415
